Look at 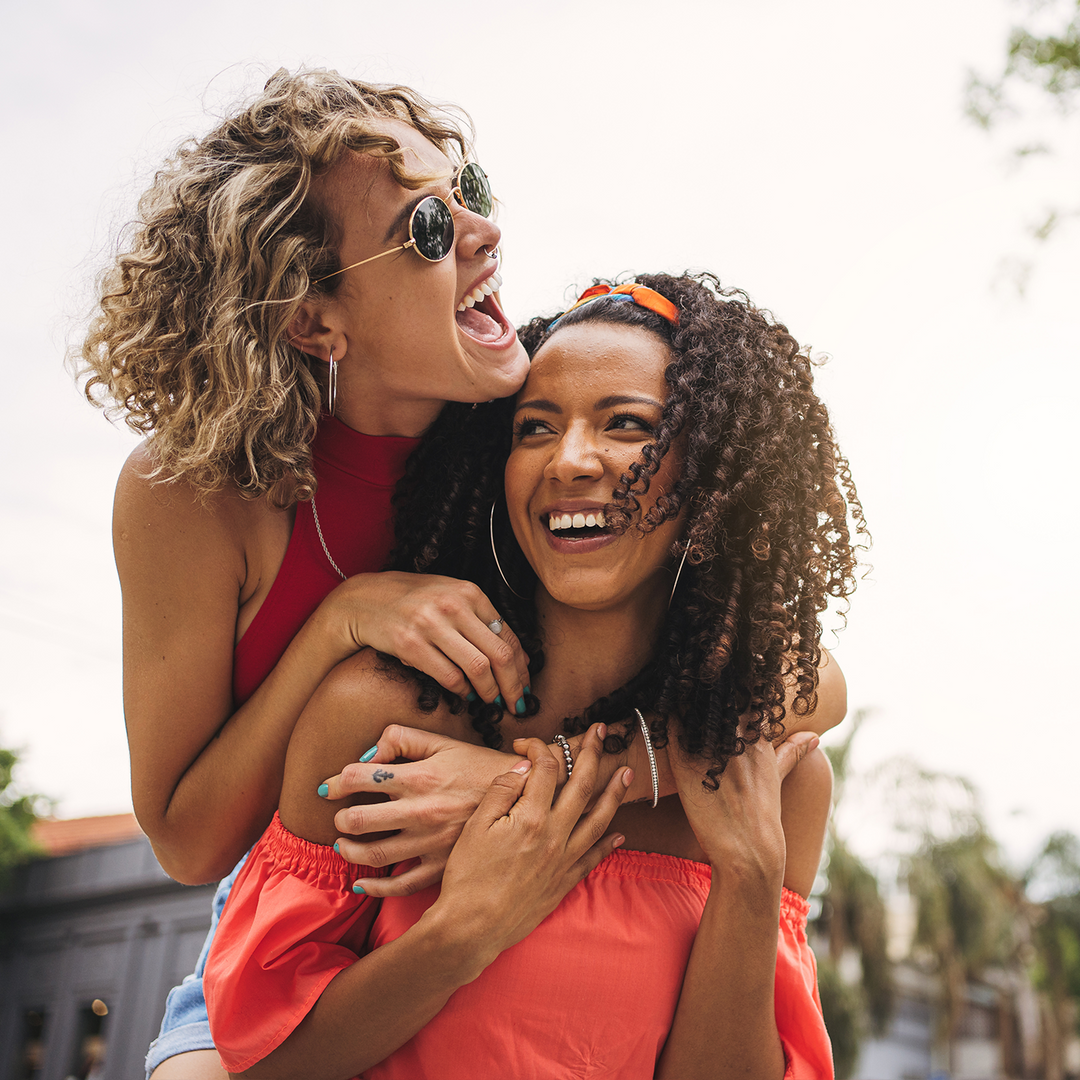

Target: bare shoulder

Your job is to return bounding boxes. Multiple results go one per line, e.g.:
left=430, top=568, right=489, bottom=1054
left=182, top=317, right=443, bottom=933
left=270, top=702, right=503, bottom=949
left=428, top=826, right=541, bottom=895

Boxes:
left=279, top=651, right=456, bottom=844
left=782, top=648, right=847, bottom=741
left=114, top=442, right=252, bottom=563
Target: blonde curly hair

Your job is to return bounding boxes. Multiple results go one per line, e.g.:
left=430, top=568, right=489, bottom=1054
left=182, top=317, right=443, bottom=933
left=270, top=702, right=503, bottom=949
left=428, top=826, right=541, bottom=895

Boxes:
left=77, top=68, right=470, bottom=506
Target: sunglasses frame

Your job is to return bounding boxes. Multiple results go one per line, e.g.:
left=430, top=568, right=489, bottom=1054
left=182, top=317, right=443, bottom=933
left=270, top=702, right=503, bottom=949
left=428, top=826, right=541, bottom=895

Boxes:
left=313, top=162, right=492, bottom=284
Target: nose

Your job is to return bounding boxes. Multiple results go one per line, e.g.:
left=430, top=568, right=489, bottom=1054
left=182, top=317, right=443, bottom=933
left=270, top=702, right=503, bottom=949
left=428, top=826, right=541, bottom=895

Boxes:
left=544, top=424, right=605, bottom=484
left=454, top=200, right=501, bottom=261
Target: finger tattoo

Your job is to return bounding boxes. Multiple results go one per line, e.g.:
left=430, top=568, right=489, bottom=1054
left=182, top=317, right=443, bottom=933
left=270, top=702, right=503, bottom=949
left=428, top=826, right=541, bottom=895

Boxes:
left=372, top=768, right=395, bottom=784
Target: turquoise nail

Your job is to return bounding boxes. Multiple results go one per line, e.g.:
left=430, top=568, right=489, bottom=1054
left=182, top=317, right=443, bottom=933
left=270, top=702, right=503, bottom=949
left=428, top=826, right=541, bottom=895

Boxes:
left=466, top=690, right=477, bottom=702
left=359, top=745, right=378, bottom=763
left=525, top=685, right=531, bottom=696
left=515, top=697, right=526, bottom=715
left=353, top=883, right=366, bottom=895
left=317, top=783, right=329, bottom=798
left=494, top=694, right=504, bottom=708
left=334, top=842, right=340, bottom=854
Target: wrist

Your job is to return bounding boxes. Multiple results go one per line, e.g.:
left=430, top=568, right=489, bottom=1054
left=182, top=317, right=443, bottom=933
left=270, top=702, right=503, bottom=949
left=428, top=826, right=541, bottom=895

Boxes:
left=420, top=898, right=503, bottom=984
left=312, top=574, right=377, bottom=657
left=710, top=849, right=785, bottom=899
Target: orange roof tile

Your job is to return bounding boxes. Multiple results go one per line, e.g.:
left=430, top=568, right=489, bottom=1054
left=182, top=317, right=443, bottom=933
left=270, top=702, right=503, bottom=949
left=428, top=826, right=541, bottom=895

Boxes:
left=31, top=813, right=144, bottom=857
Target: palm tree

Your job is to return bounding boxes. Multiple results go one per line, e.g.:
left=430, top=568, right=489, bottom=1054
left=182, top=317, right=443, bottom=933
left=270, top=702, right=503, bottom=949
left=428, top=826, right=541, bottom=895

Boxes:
left=1025, top=831, right=1080, bottom=1080
left=814, top=710, right=894, bottom=1077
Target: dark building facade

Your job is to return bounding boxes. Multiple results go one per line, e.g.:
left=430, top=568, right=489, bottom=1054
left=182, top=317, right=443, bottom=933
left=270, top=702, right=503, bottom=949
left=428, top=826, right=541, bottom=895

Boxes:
left=0, top=833, right=214, bottom=1080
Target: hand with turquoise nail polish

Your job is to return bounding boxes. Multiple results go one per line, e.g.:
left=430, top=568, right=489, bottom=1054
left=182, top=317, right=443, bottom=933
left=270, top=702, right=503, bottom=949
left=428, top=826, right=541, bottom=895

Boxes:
left=323, top=725, right=536, bottom=898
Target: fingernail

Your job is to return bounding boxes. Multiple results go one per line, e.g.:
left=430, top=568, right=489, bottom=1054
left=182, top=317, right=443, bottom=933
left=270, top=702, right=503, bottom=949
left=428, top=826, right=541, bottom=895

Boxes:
left=359, top=745, right=378, bottom=763
left=515, top=696, right=526, bottom=715
left=622, top=768, right=634, bottom=787
left=318, top=783, right=330, bottom=798
left=597, top=723, right=607, bottom=740
left=333, top=842, right=340, bottom=854
left=494, top=694, right=504, bottom=708
left=612, top=834, right=626, bottom=850
left=466, top=690, right=477, bottom=702
left=809, top=736, right=820, bottom=751
left=511, top=759, right=532, bottom=774
left=524, top=685, right=531, bottom=696
left=352, top=883, right=366, bottom=895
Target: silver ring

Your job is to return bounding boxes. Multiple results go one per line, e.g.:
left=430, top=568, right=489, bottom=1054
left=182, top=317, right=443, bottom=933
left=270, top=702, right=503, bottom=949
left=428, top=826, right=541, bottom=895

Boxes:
left=487, top=618, right=504, bottom=635
left=484, top=246, right=499, bottom=260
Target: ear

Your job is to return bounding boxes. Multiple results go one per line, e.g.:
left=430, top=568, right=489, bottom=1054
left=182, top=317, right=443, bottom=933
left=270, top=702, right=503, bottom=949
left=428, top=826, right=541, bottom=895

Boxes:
left=287, top=300, right=345, bottom=361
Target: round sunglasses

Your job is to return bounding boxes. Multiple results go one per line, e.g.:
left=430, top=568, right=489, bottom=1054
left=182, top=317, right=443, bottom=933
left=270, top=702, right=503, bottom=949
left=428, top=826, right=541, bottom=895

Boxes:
left=314, top=162, right=493, bottom=283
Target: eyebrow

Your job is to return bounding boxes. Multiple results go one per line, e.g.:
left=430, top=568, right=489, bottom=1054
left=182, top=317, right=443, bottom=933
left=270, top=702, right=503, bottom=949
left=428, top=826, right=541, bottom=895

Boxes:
left=382, top=169, right=458, bottom=243
left=514, top=394, right=662, bottom=414
left=383, top=194, right=425, bottom=244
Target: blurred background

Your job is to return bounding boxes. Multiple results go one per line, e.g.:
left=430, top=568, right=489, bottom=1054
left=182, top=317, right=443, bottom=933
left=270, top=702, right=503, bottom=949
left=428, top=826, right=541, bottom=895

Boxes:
left=1, top=1, right=1078, bottom=1074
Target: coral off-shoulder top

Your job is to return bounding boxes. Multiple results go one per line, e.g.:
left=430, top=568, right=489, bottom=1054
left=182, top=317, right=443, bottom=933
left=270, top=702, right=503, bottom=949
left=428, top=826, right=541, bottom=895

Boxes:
left=205, top=814, right=833, bottom=1079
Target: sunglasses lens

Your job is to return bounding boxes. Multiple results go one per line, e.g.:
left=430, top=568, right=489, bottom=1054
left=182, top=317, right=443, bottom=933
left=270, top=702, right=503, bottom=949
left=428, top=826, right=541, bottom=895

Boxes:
left=410, top=197, right=454, bottom=261
left=457, top=163, right=493, bottom=218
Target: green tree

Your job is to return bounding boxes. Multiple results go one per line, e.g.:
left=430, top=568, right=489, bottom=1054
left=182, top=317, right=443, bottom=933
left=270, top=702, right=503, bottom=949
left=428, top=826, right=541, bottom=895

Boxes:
left=1025, top=831, right=1080, bottom=1080
left=814, top=711, right=894, bottom=1078
left=906, top=828, right=1020, bottom=1043
left=0, top=745, right=49, bottom=886
left=967, top=0, right=1080, bottom=247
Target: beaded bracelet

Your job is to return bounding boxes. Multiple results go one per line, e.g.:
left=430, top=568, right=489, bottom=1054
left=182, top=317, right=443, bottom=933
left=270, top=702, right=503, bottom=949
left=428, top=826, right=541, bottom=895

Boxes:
left=553, top=734, right=574, bottom=780
left=634, top=709, right=659, bottom=808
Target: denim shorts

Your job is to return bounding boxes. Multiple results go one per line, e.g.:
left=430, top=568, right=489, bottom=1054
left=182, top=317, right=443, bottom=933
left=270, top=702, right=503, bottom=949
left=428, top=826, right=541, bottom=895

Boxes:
left=144, top=854, right=248, bottom=1078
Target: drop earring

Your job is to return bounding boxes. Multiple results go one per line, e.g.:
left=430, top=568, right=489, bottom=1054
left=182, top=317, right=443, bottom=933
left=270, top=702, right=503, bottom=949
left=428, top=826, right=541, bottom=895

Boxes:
left=327, top=346, right=338, bottom=417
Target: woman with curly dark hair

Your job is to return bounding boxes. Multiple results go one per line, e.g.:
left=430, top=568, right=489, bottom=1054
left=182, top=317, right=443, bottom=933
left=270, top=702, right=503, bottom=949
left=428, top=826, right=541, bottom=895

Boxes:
left=203, top=272, right=862, bottom=1079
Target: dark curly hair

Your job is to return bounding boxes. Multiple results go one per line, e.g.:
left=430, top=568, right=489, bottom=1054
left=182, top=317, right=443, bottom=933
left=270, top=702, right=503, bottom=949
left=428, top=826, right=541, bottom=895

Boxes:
left=388, top=271, right=867, bottom=784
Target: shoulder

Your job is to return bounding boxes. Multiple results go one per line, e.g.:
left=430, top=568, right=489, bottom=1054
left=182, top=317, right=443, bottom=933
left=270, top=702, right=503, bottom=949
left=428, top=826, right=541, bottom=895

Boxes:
left=296, top=650, right=451, bottom=760
left=280, top=652, right=458, bottom=844
left=113, top=442, right=264, bottom=584
left=285, top=651, right=459, bottom=798
left=781, top=648, right=847, bottom=740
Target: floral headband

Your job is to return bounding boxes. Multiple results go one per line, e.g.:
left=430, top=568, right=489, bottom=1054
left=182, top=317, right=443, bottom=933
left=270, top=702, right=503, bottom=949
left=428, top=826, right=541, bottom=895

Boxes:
left=547, top=283, right=680, bottom=331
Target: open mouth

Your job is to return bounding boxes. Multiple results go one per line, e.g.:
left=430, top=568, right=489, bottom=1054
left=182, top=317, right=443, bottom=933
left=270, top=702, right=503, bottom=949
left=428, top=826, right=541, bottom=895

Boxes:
left=547, top=510, right=609, bottom=538
left=456, top=270, right=508, bottom=343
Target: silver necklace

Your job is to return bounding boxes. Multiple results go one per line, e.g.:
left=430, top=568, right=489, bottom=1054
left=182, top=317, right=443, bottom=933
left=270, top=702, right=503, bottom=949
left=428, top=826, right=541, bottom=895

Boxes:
left=310, top=495, right=347, bottom=580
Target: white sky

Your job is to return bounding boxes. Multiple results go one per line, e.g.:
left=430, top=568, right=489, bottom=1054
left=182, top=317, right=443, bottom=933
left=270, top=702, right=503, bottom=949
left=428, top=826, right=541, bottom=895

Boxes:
left=1, top=0, right=1076, bottom=872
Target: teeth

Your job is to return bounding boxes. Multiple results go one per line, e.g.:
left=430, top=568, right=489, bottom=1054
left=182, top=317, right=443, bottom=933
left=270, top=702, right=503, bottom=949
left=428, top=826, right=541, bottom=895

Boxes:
left=492, top=271, right=503, bottom=289
left=456, top=283, right=492, bottom=312
left=548, top=511, right=606, bottom=531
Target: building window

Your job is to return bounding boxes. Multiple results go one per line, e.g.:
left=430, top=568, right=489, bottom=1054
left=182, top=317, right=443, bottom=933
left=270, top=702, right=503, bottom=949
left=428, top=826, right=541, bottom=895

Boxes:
left=14, top=1008, right=47, bottom=1080
left=64, top=1000, right=109, bottom=1080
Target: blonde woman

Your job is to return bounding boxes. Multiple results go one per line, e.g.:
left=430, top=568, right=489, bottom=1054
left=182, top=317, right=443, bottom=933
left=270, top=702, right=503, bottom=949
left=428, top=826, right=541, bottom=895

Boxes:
left=80, top=69, right=544, bottom=1080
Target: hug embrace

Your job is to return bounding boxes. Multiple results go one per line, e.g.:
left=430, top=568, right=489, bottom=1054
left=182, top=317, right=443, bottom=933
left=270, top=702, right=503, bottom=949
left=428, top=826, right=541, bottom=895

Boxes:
left=79, top=68, right=865, bottom=1080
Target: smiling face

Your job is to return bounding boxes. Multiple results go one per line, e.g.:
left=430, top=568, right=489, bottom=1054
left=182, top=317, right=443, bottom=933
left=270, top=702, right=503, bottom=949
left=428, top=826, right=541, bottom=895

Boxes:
left=505, top=321, right=685, bottom=615
left=310, top=120, right=529, bottom=436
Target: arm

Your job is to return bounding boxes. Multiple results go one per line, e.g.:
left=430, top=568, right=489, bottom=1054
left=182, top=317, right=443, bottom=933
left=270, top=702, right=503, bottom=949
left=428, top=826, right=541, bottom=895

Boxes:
left=207, top=659, right=629, bottom=1079
left=322, top=651, right=843, bottom=895
left=116, top=448, right=530, bottom=885
left=656, top=733, right=830, bottom=1080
